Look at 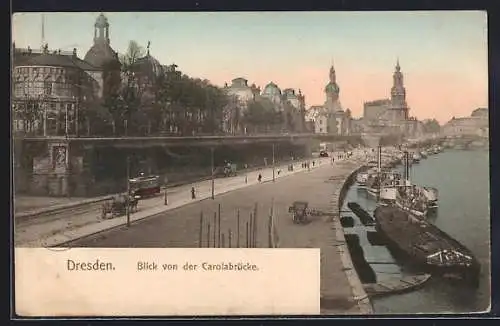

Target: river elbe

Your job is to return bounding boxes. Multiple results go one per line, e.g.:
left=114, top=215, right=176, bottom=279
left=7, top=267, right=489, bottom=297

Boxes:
left=342, top=149, right=490, bottom=314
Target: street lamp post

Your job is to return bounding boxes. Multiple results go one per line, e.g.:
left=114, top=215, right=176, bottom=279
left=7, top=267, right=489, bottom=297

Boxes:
left=211, top=147, right=215, bottom=200
left=75, top=98, right=79, bottom=137
left=65, top=102, right=69, bottom=138
left=42, top=96, right=48, bottom=137
left=272, top=143, right=275, bottom=182
left=72, top=95, right=80, bottom=138
left=23, top=94, right=28, bottom=134
left=126, top=155, right=131, bottom=227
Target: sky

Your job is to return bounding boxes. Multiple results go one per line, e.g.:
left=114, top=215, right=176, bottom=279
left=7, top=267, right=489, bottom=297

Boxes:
left=12, top=11, right=488, bottom=124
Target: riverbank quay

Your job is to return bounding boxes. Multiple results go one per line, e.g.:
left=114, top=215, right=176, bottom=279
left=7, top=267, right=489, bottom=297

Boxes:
left=272, top=157, right=373, bottom=315
left=15, top=156, right=333, bottom=247
left=68, top=149, right=375, bottom=314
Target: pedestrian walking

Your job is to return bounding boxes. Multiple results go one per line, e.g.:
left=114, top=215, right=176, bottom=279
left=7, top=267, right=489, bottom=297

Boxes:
left=258, top=174, right=262, bottom=182
left=191, top=186, right=196, bottom=199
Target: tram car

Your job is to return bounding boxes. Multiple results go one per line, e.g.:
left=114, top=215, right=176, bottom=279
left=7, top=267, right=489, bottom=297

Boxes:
left=129, top=174, right=161, bottom=198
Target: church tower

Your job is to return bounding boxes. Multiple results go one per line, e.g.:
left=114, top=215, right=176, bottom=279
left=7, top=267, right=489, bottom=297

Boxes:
left=390, top=59, right=408, bottom=120
left=84, top=13, right=119, bottom=69
left=324, top=63, right=341, bottom=112
left=94, top=13, right=110, bottom=45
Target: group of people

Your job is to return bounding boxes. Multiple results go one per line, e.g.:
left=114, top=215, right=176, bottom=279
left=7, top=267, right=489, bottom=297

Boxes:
left=398, top=185, right=428, bottom=213
left=337, top=151, right=353, bottom=160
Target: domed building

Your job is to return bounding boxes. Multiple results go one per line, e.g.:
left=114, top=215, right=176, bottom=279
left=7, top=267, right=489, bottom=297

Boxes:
left=261, top=81, right=283, bottom=105
left=84, top=13, right=120, bottom=70
left=131, top=44, right=165, bottom=85
left=225, top=77, right=255, bottom=105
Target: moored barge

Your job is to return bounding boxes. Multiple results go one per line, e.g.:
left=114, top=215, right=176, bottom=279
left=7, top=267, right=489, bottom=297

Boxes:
left=373, top=205, right=480, bottom=285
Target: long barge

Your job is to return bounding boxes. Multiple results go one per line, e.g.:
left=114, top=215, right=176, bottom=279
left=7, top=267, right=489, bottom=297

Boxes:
left=373, top=205, right=480, bottom=285
left=347, top=202, right=375, bottom=226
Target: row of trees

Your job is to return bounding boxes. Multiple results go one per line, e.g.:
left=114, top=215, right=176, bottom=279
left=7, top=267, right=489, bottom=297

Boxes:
left=79, top=40, right=305, bottom=137
left=81, top=41, right=232, bottom=137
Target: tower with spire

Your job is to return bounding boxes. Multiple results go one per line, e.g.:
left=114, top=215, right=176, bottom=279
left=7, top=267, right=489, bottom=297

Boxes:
left=390, top=58, right=409, bottom=120
left=308, top=61, right=350, bottom=135
left=324, top=62, right=341, bottom=111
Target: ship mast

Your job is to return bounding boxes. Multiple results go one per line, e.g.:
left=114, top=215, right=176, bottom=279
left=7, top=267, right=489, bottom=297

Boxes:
left=377, top=145, right=382, bottom=202
left=41, top=13, right=46, bottom=50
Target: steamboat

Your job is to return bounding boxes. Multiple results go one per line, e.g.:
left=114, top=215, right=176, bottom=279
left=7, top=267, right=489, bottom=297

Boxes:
left=373, top=205, right=480, bottom=285
left=377, top=151, right=439, bottom=217
left=412, top=152, right=422, bottom=164
left=395, top=184, right=429, bottom=218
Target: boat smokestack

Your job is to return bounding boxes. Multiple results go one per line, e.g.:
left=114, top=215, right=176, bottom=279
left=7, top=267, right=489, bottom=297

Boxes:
left=404, top=151, right=411, bottom=183
left=377, top=145, right=382, bottom=172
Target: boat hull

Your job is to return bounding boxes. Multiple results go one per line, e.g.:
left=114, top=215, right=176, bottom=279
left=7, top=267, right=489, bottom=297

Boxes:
left=373, top=206, right=480, bottom=285
left=395, top=201, right=427, bottom=218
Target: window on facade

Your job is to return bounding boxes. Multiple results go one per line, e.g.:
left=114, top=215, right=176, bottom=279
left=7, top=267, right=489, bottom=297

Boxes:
left=54, top=77, right=62, bottom=96
left=44, top=80, right=52, bottom=95
left=15, top=83, right=23, bottom=98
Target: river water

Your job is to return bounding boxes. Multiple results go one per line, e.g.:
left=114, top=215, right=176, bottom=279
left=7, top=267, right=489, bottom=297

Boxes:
left=342, top=149, right=490, bottom=314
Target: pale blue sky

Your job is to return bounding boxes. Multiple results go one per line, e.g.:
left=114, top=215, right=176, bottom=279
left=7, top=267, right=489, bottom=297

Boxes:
left=12, top=11, right=488, bottom=123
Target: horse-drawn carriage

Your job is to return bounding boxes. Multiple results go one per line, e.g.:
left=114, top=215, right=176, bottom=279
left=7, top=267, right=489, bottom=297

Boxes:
left=288, top=201, right=311, bottom=224
left=101, top=194, right=139, bottom=219
left=214, top=163, right=238, bottom=178
left=223, top=163, right=237, bottom=177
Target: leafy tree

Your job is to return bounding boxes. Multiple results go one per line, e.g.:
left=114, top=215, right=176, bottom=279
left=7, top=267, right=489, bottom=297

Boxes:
left=99, top=40, right=148, bottom=136
left=243, top=99, right=282, bottom=133
left=120, top=40, right=145, bottom=74
left=80, top=97, right=113, bottom=136
left=422, top=119, right=441, bottom=134
left=222, top=94, right=241, bottom=134
left=95, top=40, right=232, bottom=137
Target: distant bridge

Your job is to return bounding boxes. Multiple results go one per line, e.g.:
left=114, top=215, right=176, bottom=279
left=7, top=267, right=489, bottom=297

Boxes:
left=405, top=133, right=488, bottom=149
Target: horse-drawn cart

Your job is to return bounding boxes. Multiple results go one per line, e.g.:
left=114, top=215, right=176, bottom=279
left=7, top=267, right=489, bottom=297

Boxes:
left=101, top=194, right=139, bottom=219
left=288, top=201, right=326, bottom=224
left=288, top=201, right=310, bottom=224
